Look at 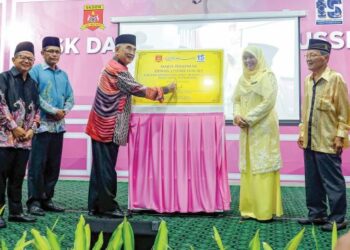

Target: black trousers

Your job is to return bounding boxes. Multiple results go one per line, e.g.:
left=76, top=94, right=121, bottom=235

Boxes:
left=27, top=132, right=64, bottom=207
left=304, top=149, right=347, bottom=222
left=0, top=148, right=29, bottom=215
left=88, top=139, right=119, bottom=213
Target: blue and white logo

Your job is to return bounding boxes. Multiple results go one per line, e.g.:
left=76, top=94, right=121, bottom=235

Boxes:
left=316, top=0, right=343, bottom=25
left=197, top=54, right=205, bottom=62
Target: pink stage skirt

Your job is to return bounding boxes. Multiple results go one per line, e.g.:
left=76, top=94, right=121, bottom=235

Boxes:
left=128, top=113, right=231, bottom=213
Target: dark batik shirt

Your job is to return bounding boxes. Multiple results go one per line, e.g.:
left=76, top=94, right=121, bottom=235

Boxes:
left=0, top=67, right=40, bottom=149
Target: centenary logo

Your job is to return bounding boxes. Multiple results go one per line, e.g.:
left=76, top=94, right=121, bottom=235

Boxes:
left=316, top=0, right=343, bottom=25
left=81, top=4, right=105, bottom=31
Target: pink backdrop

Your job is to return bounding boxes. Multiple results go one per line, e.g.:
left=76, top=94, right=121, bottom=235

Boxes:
left=0, top=0, right=349, bottom=180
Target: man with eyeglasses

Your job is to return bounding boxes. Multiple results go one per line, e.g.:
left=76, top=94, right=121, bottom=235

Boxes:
left=26, top=36, right=74, bottom=216
left=297, top=38, right=350, bottom=231
left=0, top=41, right=39, bottom=228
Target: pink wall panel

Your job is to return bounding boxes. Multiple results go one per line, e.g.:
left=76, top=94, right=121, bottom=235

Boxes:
left=65, top=110, right=90, bottom=119
left=61, top=138, right=88, bottom=170
left=280, top=142, right=304, bottom=175
left=342, top=153, right=350, bottom=176
left=225, top=141, right=239, bottom=173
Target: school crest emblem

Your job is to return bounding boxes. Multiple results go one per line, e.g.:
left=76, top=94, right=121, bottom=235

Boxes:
left=81, top=5, right=105, bottom=31
left=155, top=55, right=163, bottom=62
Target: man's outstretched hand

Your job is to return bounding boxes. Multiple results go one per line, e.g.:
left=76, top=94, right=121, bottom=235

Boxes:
left=167, top=82, right=177, bottom=93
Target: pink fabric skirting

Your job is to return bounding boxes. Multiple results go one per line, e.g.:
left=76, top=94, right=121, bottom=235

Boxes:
left=128, top=113, right=231, bottom=213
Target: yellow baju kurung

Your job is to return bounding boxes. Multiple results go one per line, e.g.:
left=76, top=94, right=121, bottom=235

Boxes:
left=233, top=46, right=283, bottom=221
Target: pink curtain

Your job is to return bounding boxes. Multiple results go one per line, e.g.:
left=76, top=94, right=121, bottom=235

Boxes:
left=128, top=113, right=231, bottom=213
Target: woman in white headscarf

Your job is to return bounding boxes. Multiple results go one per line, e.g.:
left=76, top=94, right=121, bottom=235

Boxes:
left=233, top=46, right=283, bottom=221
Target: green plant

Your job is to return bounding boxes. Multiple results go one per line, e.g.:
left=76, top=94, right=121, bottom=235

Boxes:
left=262, top=242, right=273, bottom=250
left=153, top=220, right=169, bottom=250
left=213, top=226, right=225, bottom=250
left=73, top=215, right=91, bottom=250
left=248, top=227, right=306, bottom=250
left=312, top=225, right=319, bottom=250
left=92, top=232, right=104, bottom=250
left=46, top=227, right=61, bottom=250
left=0, top=215, right=343, bottom=250
left=31, top=228, right=51, bottom=249
left=1, top=239, right=8, bottom=250
left=331, top=222, right=337, bottom=250
left=249, top=230, right=260, bottom=250
left=106, top=221, right=123, bottom=250
left=284, top=228, right=305, bottom=250
left=122, top=217, right=135, bottom=250
left=47, top=218, right=64, bottom=250
left=13, top=232, right=32, bottom=250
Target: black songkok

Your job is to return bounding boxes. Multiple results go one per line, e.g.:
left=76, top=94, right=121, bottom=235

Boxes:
left=114, top=34, right=136, bottom=46
left=42, top=36, right=60, bottom=48
left=14, top=41, right=34, bottom=55
left=308, top=39, right=332, bottom=53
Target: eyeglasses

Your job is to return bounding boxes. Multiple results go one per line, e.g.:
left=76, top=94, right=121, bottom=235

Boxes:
left=44, top=49, right=61, bottom=54
left=304, top=53, right=322, bottom=59
left=16, top=54, right=35, bottom=63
